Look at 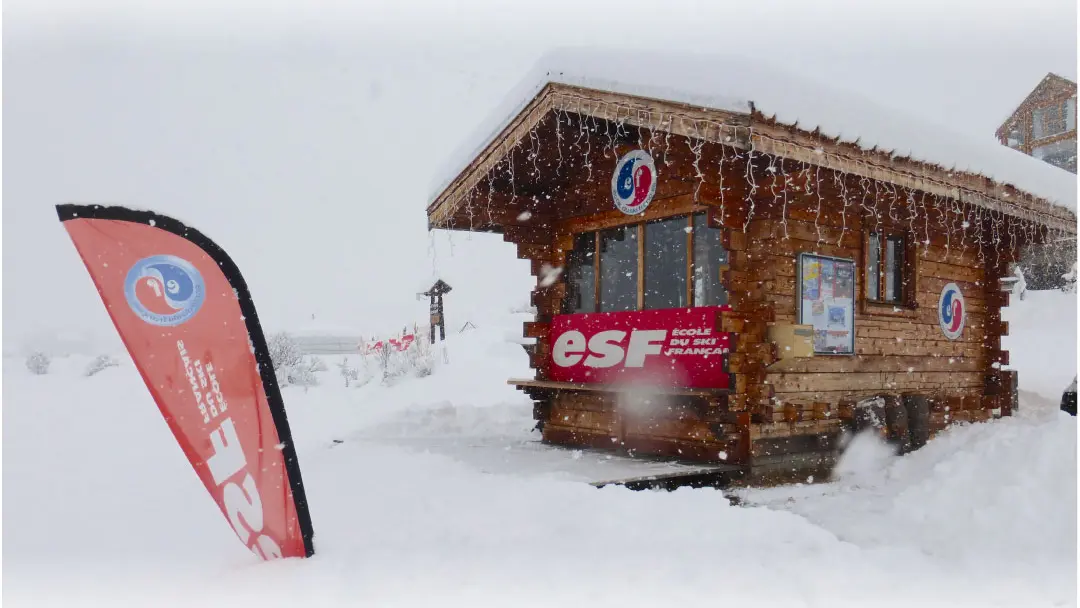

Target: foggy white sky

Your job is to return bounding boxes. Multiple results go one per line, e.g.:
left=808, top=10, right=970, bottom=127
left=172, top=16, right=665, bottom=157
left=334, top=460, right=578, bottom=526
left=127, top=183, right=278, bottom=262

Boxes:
left=3, top=0, right=1077, bottom=352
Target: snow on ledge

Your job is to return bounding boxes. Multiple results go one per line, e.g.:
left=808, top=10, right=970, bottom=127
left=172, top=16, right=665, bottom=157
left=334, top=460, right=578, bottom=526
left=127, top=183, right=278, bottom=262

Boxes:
left=429, top=46, right=1077, bottom=214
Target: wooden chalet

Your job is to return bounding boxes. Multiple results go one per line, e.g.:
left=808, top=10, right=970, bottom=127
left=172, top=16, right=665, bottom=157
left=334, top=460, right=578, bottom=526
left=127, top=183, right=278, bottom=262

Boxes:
left=996, top=73, right=1077, bottom=174
left=426, top=51, right=1078, bottom=483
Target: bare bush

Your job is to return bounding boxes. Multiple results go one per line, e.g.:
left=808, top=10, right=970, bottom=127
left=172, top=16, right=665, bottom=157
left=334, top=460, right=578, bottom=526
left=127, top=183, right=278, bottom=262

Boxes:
left=267, top=332, right=303, bottom=381
left=338, top=357, right=360, bottom=387
left=26, top=351, right=51, bottom=375
left=85, top=354, right=120, bottom=377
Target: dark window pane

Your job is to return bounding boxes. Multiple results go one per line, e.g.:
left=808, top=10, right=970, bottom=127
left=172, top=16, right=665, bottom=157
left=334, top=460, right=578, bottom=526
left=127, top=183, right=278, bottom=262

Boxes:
left=599, top=226, right=639, bottom=312
left=867, top=233, right=880, bottom=300
left=563, top=232, right=596, bottom=314
left=644, top=216, right=689, bottom=309
left=692, top=213, right=728, bottom=306
left=885, top=236, right=903, bottom=303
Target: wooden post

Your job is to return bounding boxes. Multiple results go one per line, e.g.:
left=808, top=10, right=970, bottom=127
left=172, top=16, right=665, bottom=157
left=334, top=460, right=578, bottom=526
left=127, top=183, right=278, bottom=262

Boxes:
left=423, top=279, right=452, bottom=344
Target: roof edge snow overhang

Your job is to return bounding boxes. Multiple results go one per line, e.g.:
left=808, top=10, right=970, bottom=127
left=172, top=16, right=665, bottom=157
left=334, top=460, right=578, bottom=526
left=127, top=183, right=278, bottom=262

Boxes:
left=428, top=83, right=1077, bottom=235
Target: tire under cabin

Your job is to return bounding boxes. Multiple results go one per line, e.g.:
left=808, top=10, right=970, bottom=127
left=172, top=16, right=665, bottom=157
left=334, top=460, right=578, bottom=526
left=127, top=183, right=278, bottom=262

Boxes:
left=425, top=54, right=1078, bottom=485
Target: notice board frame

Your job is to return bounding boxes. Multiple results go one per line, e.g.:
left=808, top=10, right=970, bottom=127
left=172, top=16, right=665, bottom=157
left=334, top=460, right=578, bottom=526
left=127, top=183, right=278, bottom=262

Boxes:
left=795, top=252, right=857, bottom=356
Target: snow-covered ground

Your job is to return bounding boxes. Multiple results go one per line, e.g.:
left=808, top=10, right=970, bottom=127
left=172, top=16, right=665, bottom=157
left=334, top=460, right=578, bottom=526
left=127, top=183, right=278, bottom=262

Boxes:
left=3, top=292, right=1076, bottom=607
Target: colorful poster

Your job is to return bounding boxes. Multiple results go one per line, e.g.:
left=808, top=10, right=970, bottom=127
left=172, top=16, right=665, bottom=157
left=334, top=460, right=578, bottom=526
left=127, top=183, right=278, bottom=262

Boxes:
left=798, top=253, right=855, bottom=355
left=548, top=306, right=732, bottom=389
left=57, top=204, right=315, bottom=560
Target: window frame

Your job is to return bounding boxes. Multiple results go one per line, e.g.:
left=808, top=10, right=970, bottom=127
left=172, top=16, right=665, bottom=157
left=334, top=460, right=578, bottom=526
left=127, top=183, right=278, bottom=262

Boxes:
left=1032, top=98, right=1076, bottom=142
left=561, top=212, right=728, bottom=314
left=863, top=229, right=916, bottom=308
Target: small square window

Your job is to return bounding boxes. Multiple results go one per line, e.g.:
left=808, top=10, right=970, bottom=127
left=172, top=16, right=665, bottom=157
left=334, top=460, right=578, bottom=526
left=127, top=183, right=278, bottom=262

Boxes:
left=865, top=230, right=913, bottom=306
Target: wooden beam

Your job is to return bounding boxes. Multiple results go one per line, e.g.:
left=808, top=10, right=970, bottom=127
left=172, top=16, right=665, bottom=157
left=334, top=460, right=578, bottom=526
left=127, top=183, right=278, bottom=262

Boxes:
left=508, top=378, right=731, bottom=397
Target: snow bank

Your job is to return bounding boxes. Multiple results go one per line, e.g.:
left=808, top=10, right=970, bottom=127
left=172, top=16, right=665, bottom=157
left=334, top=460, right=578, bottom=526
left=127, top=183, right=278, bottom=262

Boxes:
left=431, top=47, right=1077, bottom=213
left=740, top=413, right=1076, bottom=575
left=4, top=308, right=1076, bottom=607
left=1002, top=288, right=1077, bottom=401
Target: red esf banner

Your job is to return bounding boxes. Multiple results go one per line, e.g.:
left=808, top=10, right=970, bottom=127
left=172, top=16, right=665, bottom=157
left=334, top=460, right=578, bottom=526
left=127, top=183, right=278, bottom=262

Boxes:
left=548, top=306, right=732, bottom=389
left=57, top=204, right=314, bottom=560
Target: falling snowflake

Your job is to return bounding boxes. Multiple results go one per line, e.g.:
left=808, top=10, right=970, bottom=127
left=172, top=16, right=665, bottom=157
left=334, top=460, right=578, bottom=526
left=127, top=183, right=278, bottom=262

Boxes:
left=539, top=263, right=564, bottom=288
left=517, top=211, right=533, bottom=221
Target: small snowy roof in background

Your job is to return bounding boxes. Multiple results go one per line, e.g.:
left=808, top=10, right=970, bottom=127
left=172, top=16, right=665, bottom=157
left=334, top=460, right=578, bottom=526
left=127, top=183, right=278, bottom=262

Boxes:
left=416, top=273, right=456, bottom=296
left=430, top=47, right=1077, bottom=214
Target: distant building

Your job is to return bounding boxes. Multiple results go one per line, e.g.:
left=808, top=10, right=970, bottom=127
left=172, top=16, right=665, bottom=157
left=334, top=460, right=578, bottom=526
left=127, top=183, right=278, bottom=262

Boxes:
left=996, top=73, right=1077, bottom=290
left=996, top=73, right=1077, bottom=173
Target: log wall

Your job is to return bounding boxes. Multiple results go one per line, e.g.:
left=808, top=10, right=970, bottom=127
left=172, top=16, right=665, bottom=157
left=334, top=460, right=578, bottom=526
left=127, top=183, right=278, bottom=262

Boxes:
left=498, top=116, right=1023, bottom=476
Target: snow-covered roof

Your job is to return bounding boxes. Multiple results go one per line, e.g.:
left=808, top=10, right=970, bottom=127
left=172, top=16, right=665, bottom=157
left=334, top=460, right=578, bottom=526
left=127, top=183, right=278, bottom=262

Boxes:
left=430, top=47, right=1077, bottom=215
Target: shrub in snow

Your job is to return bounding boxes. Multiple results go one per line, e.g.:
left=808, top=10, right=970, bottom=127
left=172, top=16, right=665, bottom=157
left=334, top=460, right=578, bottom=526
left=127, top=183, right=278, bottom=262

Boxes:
left=309, top=356, right=329, bottom=373
left=337, top=357, right=360, bottom=387
left=373, top=328, right=437, bottom=386
left=25, top=351, right=51, bottom=375
left=267, top=332, right=303, bottom=378
left=407, top=334, right=436, bottom=378
left=283, top=356, right=325, bottom=389
left=85, top=354, right=120, bottom=377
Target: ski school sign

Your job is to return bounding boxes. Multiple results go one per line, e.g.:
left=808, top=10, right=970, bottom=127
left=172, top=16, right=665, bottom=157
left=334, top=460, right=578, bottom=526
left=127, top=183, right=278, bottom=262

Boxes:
left=56, top=204, right=315, bottom=561
left=548, top=306, right=732, bottom=389
left=611, top=150, right=657, bottom=215
left=938, top=282, right=966, bottom=340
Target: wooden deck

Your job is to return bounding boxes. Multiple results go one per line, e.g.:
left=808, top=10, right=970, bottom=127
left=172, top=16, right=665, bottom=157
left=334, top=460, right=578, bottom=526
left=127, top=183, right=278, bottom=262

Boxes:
left=508, top=378, right=731, bottom=397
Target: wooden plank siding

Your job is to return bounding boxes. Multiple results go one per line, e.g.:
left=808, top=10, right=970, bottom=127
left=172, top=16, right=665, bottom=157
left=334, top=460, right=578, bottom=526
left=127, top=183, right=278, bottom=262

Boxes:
left=489, top=106, right=1029, bottom=473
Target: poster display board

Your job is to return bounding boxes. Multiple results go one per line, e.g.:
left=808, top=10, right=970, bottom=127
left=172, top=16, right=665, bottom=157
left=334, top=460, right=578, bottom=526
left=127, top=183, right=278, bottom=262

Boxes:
left=797, top=253, right=855, bottom=355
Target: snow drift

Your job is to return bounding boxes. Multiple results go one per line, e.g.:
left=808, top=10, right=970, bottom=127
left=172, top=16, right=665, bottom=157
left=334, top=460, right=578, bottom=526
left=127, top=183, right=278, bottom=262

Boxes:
left=3, top=292, right=1076, bottom=607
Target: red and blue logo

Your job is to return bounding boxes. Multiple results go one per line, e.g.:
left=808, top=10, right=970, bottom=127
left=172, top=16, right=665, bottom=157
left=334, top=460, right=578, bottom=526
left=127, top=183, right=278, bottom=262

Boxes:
left=611, top=150, right=658, bottom=215
left=124, top=254, right=206, bottom=326
left=937, top=282, right=965, bottom=340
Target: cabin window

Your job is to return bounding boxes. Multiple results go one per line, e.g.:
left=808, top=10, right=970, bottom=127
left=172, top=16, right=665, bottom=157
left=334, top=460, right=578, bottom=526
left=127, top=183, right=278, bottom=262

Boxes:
left=865, top=230, right=912, bottom=306
left=563, top=232, right=596, bottom=314
left=1033, top=99, right=1073, bottom=140
left=598, top=226, right=639, bottom=312
left=561, top=213, right=728, bottom=314
left=644, top=216, right=688, bottom=309
left=692, top=212, right=729, bottom=306
left=1033, top=138, right=1078, bottom=173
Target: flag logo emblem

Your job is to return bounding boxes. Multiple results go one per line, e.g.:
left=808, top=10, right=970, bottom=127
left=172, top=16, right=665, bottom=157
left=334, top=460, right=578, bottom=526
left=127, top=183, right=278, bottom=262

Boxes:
left=611, top=150, right=658, bottom=215
left=124, top=254, right=206, bottom=326
left=937, top=282, right=965, bottom=340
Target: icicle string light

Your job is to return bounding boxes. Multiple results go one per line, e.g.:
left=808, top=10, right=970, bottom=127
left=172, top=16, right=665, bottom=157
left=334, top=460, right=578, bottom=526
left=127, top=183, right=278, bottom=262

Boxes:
left=689, top=133, right=706, bottom=204
left=717, top=137, right=728, bottom=224
left=554, top=108, right=565, bottom=178
left=814, top=166, right=824, bottom=247
left=768, top=156, right=787, bottom=239
left=526, top=125, right=539, bottom=180
left=836, top=170, right=851, bottom=247
left=432, top=92, right=1072, bottom=278
left=743, top=126, right=758, bottom=232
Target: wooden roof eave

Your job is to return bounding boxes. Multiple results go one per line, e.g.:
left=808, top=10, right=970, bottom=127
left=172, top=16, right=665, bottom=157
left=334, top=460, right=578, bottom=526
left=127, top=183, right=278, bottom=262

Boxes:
left=426, top=83, right=754, bottom=231
left=428, top=85, right=1076, bottom=235
left=749, top=115, right=1077, bottom=234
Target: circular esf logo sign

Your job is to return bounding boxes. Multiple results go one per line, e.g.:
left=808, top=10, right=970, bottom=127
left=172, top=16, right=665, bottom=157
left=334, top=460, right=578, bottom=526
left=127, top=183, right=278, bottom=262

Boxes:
left=611, top=150, right=658, bottom=215
left=124, top=255, right=206, bottom=326
left=938, top=282, right=966, bottom=340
